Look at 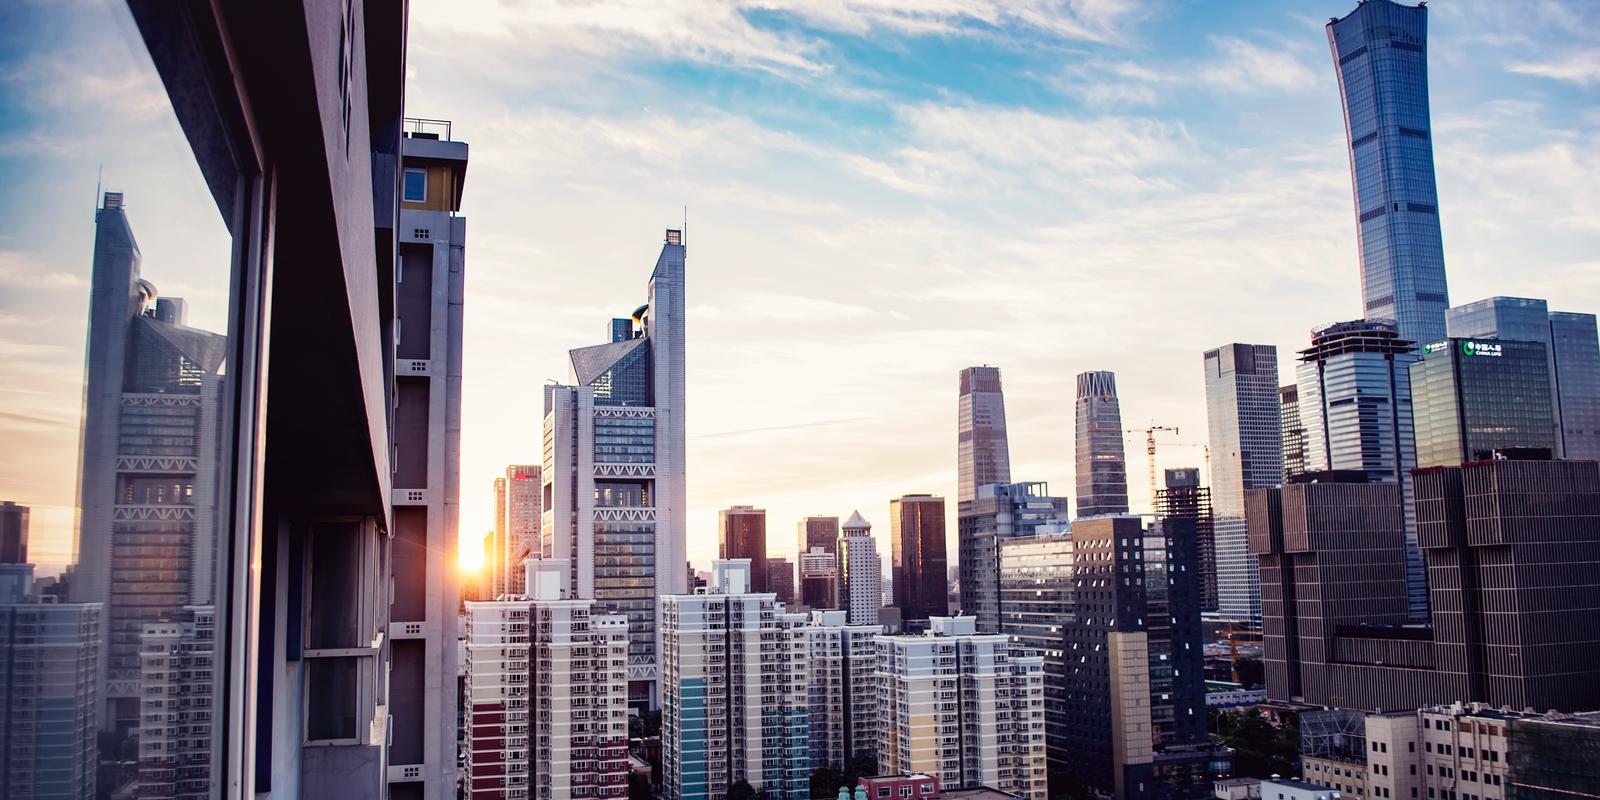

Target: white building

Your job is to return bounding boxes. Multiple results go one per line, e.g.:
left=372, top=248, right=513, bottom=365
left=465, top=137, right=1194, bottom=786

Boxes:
left=875, top=616, right=1047, bottom=800
left=801, top=610, right=882, bottom=770
left=543, top=229, right=687, bottom=710
left=1260, top=778, right=1339, bottom=800
left=838, top=511, right=882, bottom=625
left=462, top=559, right=631, bottom=800
left=137, top=606, right=214, bottom=800
left=661, top=560, right=809, bottom=800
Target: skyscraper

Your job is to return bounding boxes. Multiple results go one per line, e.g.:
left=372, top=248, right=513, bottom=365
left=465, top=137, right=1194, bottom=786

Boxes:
left=1075, top=370, right=1129, bottom=518
left=996, top=525, right=1075, bottom=772
left=661, top=560, right=809, bottom=800
left=1327, top=0, right=1450, bottom=347
left=0, top=501, right=27, bottom=565
left=889, top=494, right=948, bottom=631
left=798, top=515, right=840, bottom=557
left=136, top=606, right=215, bottom=799
left=72, top=191, right=226, bottom=733
left=957, top=482, right=1069, bottom=631
left=1155, top=468, right=1216, bottom=614
left=769, top=556, right=798, bottom=606
left=1280, top=387, right=1307, bottom=481
left=493, top=464, right=541, bottom=597
left=958, top=366, right=1012, bottom=504
left=1203, top=343, right=1284, bottom=625
left=874, top=616, right=1048, bottom=800
left=390, top=126, right=470, bottom=796
left=1411, top=338, right=1556, bottom=468
left=837, top=511, right=882, bottom=626
left=1447, top=297, right=1600, bottom=460
left=798, top=548, right=836, bottom=609
left=718, top=506, right=769, bottom=594
left=542, top=229, right=687, bottom=710
left=1296, top=320, right=1425, bottom=620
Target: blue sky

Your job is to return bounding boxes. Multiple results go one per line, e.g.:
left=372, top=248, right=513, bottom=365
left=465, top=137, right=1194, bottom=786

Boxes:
left=1, top=0, right=1597, bottom=570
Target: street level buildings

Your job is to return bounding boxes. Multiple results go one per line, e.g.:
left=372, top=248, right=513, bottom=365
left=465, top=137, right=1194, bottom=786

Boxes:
left=1328, top=0, right=1451, bottom=348
left=838, top=512, right=882, bottom=626
left=958, top=366, right=1012, bottom=505
left=543, top=229, right=688, bottom=709
left=874, top=616, right=1047, bottom=800
left=890, top=495, right=948, bottom=631
left=660, top=560, right=809, bottom=800
left=493, top=465, right=541, bottom=597
left=1203, top=343, right=1284, bottom=626
left=1075, top=371, right=1129, bottom=518
left=462, top=559, right=631, bottom=800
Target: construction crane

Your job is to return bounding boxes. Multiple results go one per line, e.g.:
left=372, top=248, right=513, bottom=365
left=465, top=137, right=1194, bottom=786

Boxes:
left=1124, top=425, right=1180, bottom=513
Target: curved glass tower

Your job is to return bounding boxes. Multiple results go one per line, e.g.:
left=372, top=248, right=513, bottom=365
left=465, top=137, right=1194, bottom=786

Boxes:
left=1328, top=0, right=1450, bottom=347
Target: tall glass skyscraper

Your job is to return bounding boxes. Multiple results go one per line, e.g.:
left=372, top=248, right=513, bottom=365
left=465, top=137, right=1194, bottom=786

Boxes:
left=1203, top=344, right=1283, bottom=625
left=1328, top=0, right=1450, bottom=347
left=958, top=366, right=1012, bottom=504
left=1447, top=297, right=1600, bottom=460
left=1074, top=371, right=1129, bottom=517
left=1412, top=338, right=1556, bottom=468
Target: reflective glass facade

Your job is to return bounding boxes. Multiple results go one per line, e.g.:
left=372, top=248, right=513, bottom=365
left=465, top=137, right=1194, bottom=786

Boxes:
left=958, top=482, right=1069, bottom=632
left=1411, top=338, right=1556, bottom=467
left=595, top=522, right=658, bottom=663
left=1075, top=371, right=1129, bottom=517
left=1328, top=0, right=1450, bottom=348
left=997, top=530, right=1075, bottom=771
left=1203, top=344, right=1283, bottom=625
left=958, top=366, right=1012, bottom=504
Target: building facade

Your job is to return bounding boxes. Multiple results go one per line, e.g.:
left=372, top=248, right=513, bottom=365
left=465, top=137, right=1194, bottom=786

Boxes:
left=660, top=560, right=809, bottom=800
left=462, top=560, right=631, bottom=800
left=1446, top=297, right=1600, bottom=461
left=493, top=465, right=542, bottom=597
left=1296, top=320, right=1426, bottom=621
left=996, top=527, right=1075, bottom=774
left=890, top=495, right=948, bottom=631
left=957, top=482, right=1069, bottom=632
left=1155, top=468, right=1217, bottom=614
left=718, top=507, right=768, bottom=594
left=838, top=512, right=882, bottom=626
left=801, top=610, right=882, bottom=771
left=0, top=600, right=100, bottom=799
left=1280, top=387, right=1307, bottom=481
left=542, top=230, right=688, bottom=709
left=136, top=606, right=215, bottom=800
left=1203, top=343, right=1284, bottom=626
left=799, top=516, right=841, bottom=559
left=1075, top=371, right=1129, bottom=518
left=0, top=501, right=27, bottom=564
left=769, top=557, right=798, bottom=606
left=874, top=616, right=1047, bottom=800
left=1410, top=339, right=1555, bottom=468
left=958, top=366, right=1012, bottom=505
left=1327, top=0, right=1451, bottom=348
left=799, top=549, right=837, bottom=610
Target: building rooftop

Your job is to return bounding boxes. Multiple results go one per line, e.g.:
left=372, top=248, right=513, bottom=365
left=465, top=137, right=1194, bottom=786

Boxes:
left=941, top=789, right=1021, bottom=800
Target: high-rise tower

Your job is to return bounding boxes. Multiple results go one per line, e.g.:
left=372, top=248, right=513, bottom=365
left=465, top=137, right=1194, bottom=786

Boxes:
left=958, top=366, right=1012, bottom=504
left=1328, top=0, right=1450, bottom=347
left=838, top=511, right=882, bottom=626
left=1203, top=343, right=1284, bottom=625
left=1074, top=371, right=1129, bottom=517
left=889, top=494, right=947, bottom=631
left=542, top=229, right=687, bottom=710
left=492, top=464, right=541, bottom=597
left=717, top=506, right=768, bottom=593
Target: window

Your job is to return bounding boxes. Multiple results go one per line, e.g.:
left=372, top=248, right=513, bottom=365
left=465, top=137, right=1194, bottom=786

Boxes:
left=303, top=518, right=382, bottom=745
left=403, top=167, right=427, bottom=202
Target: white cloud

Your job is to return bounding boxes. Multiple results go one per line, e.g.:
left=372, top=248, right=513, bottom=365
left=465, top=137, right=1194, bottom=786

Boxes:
left=1509, top=51, right=1600, bottom=86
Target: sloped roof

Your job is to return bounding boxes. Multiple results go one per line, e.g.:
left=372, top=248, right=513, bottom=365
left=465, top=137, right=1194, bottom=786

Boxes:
left=569, top=337, right=647, bottom=387
left=843, top=510, right=871, bottom=531
left=137, top=316, right=227, bottom=374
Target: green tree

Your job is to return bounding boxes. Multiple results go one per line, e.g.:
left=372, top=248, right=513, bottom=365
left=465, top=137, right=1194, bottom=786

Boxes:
left=730, top=779, right=759, bottom=800
left=811, top=767, right=846, bottom=800
left=1212, top=709, right=1300, bottom=778
left=1234, top=657, right=1265, bottom=689
left=842, top=755, right=878, bottom=785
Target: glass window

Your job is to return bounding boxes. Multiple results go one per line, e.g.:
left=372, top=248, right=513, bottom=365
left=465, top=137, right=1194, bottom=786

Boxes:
left=404, top=167, right=427, bottom=202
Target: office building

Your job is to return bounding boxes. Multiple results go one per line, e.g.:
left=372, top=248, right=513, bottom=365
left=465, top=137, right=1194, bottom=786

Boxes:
left=462, top=559, right=631, bottom=800
left=1075, top=371, right=1129, bottom=517
left=769, top=557, right=797, bottom=606
left=996, top=526, right=1074, bottom=772
left=1060, top=516, right=1219, bottom=800
left=1250, top=459, right=1600, bottom=713
left=718, top=506, right=769, bottom=594
left=838, top=512, right=882, bottom=626
left=874, top=616, right=1047, bottom=800
left=543, top=228, right=688, bottom=709
left=0, top=599, right=100, bottom=799
left=1447, top=297, right=1600, bottom=460
left=1297, top=708, right=1369, bottom=799
left=0, top=501, right=27, bottom=564
left=1411, top=339, right=1555, bottom=468
left=1280, top=387, right=1307, bottom=481
left=890, top=495, right=948, bottom=631
left=1327, top=0, right=1451, bottom=348
left=958, top=366, right=1012, bottom=504
left=957, top=482, right=1069, bottom=632
left=1203, top=344, right=1284, bottom=625
left=493, top=465, right=541, bottom=597
left=801, top=610, right=882, bottom=770
left=660, top=560, right=809, bottom=800
left=799, top=515, right=840, bottom=557
left=1155, top=469, right=1216, bottom=614
left=1296, top=320, right=1426, bottom=620
left=799, top=548, right=837, bottom=609
left=136, top=606, right=215, bottom=800
left=71, top=191, right=226, bottom=734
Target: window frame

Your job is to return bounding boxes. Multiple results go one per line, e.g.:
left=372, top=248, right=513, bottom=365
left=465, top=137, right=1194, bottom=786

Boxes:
left=403, top=167, right=427, bottom=203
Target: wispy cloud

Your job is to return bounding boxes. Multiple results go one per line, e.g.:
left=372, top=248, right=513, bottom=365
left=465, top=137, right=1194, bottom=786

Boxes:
left=1509, top=51, right=1600, bottom=86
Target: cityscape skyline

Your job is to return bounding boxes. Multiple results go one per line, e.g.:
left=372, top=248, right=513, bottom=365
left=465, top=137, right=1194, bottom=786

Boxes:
left=2, top=2, right=1599, bottom=580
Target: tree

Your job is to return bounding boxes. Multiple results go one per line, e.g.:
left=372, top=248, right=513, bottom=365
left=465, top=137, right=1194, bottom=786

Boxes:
left=842, top=755, right=878, bottom=786
left=1234, top=656, right=1265, bottom=689
left=1212, top=709, right=1300, bottom=778
left=730, top=779, right=759, bottom=800
left=811, top=767, right=846, bottom=800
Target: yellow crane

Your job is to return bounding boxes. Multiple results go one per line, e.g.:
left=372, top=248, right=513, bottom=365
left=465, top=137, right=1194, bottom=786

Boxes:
left=1125, top=425, right=1180, bottom=513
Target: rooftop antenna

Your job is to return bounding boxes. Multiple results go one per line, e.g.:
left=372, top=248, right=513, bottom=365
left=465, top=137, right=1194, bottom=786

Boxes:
left=94, top=163, right=103, bottom=213
left=682, top=205, right=687, bottom=244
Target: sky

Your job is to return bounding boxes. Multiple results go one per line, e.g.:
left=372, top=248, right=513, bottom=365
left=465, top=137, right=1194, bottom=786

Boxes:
left=0, top=0, right=1597, bottom=574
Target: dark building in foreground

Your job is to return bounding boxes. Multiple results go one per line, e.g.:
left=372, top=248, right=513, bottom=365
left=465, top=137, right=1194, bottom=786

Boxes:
left=0, top=502, right=27, bottom=565
left=890, top=494, right=947, bottom=631
left=1155, top=469, right=1216, bottom=614
left=1251, top=459, right=1600, bottom=713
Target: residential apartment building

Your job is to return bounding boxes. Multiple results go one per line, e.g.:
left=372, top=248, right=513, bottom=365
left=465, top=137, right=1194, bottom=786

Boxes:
left=875, top=616, right=1047, bottom=800
left=136, top=606, right=215, bottom=799
left=0, top=597, right=100, bottom=799
left=802, top=610, right=883, bottom=770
